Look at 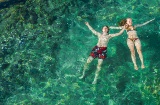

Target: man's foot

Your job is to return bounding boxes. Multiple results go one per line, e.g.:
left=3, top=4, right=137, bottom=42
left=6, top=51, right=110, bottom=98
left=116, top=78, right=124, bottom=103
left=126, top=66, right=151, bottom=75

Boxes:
left=79, top=75, right=84, bottom=79
left=92, top=77, right=98, bottom=84
left=134, top=65, right=138, bottom=70
left=141, top=65, right=145, bottom=69
left=92, top=80, right=97, bottom=84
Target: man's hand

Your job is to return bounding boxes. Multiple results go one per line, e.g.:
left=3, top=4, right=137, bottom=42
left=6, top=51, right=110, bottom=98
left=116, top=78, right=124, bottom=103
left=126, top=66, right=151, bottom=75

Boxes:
left=124, top=23, right=129, bottom=29
left=85, top=22, right=89, bottom=26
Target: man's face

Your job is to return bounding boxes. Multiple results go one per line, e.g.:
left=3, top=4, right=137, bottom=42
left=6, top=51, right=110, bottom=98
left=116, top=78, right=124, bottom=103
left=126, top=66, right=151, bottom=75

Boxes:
left=102, top=26, right=108, bottom=33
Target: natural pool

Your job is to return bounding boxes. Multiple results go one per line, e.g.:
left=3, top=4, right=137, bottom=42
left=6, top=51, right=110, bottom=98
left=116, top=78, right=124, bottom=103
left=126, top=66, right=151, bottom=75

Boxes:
left=0, top=0, right=160, bottom=105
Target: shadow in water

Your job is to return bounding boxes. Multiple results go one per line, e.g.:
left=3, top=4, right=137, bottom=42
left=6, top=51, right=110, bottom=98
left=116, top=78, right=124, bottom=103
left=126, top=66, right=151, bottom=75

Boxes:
left=0, top=0, right=26, bottom=9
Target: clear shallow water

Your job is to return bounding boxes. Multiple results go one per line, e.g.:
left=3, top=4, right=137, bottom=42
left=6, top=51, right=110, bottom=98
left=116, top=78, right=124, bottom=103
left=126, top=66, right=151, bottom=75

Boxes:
left=0, top=0, right=160, bottom=105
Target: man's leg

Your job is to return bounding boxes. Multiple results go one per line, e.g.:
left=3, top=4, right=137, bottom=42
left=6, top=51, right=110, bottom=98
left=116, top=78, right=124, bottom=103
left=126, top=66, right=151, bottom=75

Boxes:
left=79, top=56, right=94, bottom=79
left=92, top=59, right=103, bottom=84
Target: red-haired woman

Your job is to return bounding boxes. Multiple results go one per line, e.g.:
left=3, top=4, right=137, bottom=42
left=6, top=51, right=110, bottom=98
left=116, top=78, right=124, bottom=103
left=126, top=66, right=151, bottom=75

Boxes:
left=110, top=18, right=155, bottom=70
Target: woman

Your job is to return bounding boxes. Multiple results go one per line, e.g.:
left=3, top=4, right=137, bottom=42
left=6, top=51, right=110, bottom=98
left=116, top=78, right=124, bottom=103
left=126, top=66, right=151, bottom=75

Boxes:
left=79, top=22, right=125, bottom=84
left=110, top=18, right=155, bottom=70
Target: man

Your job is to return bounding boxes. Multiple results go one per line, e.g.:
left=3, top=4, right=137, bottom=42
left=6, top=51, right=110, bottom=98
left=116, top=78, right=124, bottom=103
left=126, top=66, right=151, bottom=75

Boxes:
left=79, top=22, right=125, bottom=84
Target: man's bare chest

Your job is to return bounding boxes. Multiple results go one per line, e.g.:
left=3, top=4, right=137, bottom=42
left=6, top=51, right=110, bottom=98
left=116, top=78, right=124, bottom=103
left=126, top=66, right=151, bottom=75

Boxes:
left=99, top=35, right=109, bottom=41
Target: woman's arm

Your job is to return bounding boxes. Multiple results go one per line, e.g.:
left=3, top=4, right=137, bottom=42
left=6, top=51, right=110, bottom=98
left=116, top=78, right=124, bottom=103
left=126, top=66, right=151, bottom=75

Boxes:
left=85, top=22, right=101, bottom=37
left=134, top=18, right=155, bottom=28
left=109, top=27, right=125, bottom=38
left=109, top=26, right=122, bottom=29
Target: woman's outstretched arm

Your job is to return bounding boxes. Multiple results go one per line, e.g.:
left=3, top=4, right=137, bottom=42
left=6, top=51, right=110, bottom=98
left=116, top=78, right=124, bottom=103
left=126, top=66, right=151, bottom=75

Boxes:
left=134, top=18, right=155, bottom=28
left=85, top=22, right=101, bottom=37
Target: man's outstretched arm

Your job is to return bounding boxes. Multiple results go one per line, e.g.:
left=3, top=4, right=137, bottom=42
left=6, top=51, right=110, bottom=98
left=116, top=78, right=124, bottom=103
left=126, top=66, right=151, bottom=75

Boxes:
left=85, top=22, right=101, bottom=37
left=109, top=26, right=122, bottom=29
left=109, top=27, right=125, bottom=38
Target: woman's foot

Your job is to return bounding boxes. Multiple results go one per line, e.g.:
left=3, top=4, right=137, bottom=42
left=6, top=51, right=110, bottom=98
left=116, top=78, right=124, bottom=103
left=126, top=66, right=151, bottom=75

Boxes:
left=134, top=65, right=138, bottom=70
left=141, top=65, right=145, bottom=69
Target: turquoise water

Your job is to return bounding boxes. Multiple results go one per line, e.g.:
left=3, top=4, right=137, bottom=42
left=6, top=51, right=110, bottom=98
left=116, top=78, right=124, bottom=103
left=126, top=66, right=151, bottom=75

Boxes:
left=0, top=0, right=160, bottom=105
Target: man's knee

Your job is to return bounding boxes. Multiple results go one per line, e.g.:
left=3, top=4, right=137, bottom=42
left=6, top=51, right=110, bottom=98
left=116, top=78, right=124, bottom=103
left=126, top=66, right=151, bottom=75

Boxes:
left=87, top=57, right=93, bottom=63
left=87, top=59, right=91, bottom=63
left=97, top=59, right=103, bottom=69
left=97, top=65, right=101, bottom=70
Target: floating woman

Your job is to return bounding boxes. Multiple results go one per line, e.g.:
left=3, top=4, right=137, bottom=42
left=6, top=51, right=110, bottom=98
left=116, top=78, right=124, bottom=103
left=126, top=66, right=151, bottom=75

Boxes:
left=110, top=18, right=155, bottom=70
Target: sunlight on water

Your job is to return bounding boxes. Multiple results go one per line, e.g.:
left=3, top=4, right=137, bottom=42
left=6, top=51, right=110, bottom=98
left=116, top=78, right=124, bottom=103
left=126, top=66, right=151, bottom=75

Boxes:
left=0, top=0, right=160, bottom=105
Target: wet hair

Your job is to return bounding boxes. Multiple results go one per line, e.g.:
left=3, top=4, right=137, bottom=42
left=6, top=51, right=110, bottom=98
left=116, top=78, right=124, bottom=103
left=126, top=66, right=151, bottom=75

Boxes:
left=118, top=19, right=127, bottom=26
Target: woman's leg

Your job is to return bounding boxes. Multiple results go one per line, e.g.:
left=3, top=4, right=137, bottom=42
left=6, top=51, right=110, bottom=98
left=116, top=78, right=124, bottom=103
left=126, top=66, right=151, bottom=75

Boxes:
left=92, top=59, right=103, bottom=84
left=127, top=39, right=138, bottom=70
left=135, top=39, right=145, bottom=69
left=79, top=56, right=94, bottom=79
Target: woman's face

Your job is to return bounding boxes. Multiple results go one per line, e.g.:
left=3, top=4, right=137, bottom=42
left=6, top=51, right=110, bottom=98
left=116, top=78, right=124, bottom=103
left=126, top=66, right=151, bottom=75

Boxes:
left=126, top=18, right=132, bottom=26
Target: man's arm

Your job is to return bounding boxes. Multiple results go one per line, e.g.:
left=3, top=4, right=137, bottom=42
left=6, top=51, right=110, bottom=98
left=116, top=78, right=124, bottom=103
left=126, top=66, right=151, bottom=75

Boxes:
left=85, top=22, right=101, bottom=37
left=109, top=27, right=125, bottom=38
left=109, top=26, right=122, bottom=29
left=134, top=18, right=155, bottom=28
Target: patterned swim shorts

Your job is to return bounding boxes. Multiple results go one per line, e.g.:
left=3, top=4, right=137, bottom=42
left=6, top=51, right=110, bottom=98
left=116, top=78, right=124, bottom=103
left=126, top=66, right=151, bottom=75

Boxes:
left=90, top=46, right=107, bottom=59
